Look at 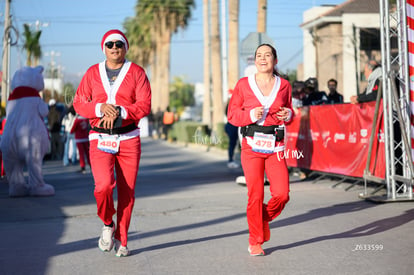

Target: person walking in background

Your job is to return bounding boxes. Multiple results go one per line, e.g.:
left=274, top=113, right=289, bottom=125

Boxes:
left=326, top=78, right=343, bottom=104
left=162, top=106, right=175, bottom=141
left=228, top=43, right=293, bottom=256
left=225, top=99, right=239, bottom=169
left=48, top=99, right=62, bottom=160
left=70, top=114, right=90, bottom=174
left=73, top=29, right=151, bottom=257
left=0, top=110, right=6, bottom=178
left=62, top=104, right=77, bottom=166
left=154, top=107, right=163, bottom=139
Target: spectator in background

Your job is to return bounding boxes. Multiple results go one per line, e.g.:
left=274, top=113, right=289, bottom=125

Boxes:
left=146, top=110, right=154, bottom=138
left=62, top=104, right=77, bottom=166
left=326, top=78, right=343, bottom=104
left=0, top=110, right=6, bottom=178
left=154, top=107, right=163, bottom=139
left=350, top=60, right=382, bottom=104
left=302, top=77, right=328, bottom=106
left=70, top=114, right=90, bottom=174
left=48, top=99, right=63, bottom=160
left=162, top=106, right=175, bottom=141
left=291, top=80, right=305, bottom=108
left=297, top=77, right=328, bottom=181
left=225, top=99, right=239, bottom=169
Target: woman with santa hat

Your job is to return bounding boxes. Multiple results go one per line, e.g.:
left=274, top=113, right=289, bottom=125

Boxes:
left=227, top=43, right=293, bottom=256
left=73, top=29, right=151, bottom=257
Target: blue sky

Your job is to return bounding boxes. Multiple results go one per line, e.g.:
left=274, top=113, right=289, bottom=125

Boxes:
left=1, top=0, right=343, bottom=85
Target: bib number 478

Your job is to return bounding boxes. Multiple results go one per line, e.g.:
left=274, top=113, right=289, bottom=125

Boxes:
left=255, top=140, right=272, bottom=148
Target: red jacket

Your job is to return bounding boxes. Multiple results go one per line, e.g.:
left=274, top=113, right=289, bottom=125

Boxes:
left=228, top=75, right=293, bottom=127
left=73, top=61, right=151, bottom=136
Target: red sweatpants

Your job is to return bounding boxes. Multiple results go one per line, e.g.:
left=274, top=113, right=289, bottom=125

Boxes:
left=241, top=146, right=290, bottom=245
left=89, top=136, right=141, bottom=246
left=76, top=141, right=90, bottom=169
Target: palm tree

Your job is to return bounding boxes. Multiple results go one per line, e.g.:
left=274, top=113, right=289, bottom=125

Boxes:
left=135, top=0, right=195, bottom=112
left=210, top=0, right=224, bottom=132
left=124, top=13, right=153, bottom=69
left=22, top=24, right=42, bottom=66
left=124, top=11, right=156, bottom=105
left=228, top=0, right=239, bottom=91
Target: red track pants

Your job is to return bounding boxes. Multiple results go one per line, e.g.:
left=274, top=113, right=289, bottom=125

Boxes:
left=89, top=136, right=141, bottom=246
left=76, top=141, right=90, bottom=169
left=241, top=146, right=290, bottom=245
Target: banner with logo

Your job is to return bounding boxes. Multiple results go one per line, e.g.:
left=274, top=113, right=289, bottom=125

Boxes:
left=285, top=102, right=385, bottom=178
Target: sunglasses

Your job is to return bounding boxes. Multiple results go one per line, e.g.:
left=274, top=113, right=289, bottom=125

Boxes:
left=105, top=41, right=124, bottom=49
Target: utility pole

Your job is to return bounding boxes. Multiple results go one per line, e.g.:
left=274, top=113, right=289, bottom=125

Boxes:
left=257, top=0, right=267, bottom=33
left=1, top=0, right=11, bottom=108
left=45, top=51, right=60, bottom=99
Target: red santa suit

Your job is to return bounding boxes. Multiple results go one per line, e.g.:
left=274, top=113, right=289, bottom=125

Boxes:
left=228, top=74, right=293, bottom=246
left=70, top=115, right=90, bottom=170
left=73, top=60, right=151, bottom=247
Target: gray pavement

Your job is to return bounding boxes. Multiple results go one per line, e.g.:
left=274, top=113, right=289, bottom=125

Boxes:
left=0, top=138, right=413, bottom=275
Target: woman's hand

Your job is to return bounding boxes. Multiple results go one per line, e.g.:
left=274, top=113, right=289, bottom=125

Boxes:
left=276, top=107, right=290, bottom=121
left=254, top=106, right=264, bottom=120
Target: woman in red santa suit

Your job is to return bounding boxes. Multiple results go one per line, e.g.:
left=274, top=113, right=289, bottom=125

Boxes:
left=227, top=44, right=293, bottom=256
left=73, top=29, right=151, bottom=257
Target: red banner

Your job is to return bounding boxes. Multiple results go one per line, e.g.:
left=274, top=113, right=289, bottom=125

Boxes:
left=285, top=102, right=385, bottom=178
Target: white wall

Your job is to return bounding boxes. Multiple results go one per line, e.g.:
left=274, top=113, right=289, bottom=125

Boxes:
left=302, top=6, right=336, bottom=80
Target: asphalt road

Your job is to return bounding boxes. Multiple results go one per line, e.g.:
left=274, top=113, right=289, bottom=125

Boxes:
left=0, top=138, right=413, bottom=275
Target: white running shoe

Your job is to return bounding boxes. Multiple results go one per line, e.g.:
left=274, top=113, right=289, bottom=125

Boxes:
left=227, top=161, right=239, bottom=169
left=114, top=239, right=130, bottom=257
left=98, top=223, right=115, bottom=252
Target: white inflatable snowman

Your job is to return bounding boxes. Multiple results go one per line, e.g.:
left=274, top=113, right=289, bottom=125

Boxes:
left=0, top=66, right=55, bottom=197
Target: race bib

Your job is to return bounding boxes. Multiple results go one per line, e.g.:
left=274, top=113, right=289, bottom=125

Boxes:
left=97, top=135, right=120, bottom=154
left=252, top=132, right=275, bottom=154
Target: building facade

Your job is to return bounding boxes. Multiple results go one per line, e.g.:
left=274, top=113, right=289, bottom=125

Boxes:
left=300, top=0, right=384, bottom=102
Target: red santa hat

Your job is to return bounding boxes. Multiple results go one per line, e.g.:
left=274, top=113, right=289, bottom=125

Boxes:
left=101, top=29, right=129, bottom=54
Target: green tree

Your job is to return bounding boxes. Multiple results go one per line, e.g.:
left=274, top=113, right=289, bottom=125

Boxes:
left=129, top=0, right=195, bottom=112
left=169, top=76, right=195, bottom=114
left=286, top=69, right=297, bottom=84
left=22, top=24, right=42, bottom=66
left=124, top=12, right=153, bottom=68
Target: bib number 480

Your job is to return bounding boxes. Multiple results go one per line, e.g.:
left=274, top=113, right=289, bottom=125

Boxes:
left=99, top=140, right=118, bottom=148
left=97, top=135, right=120, bottom=154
